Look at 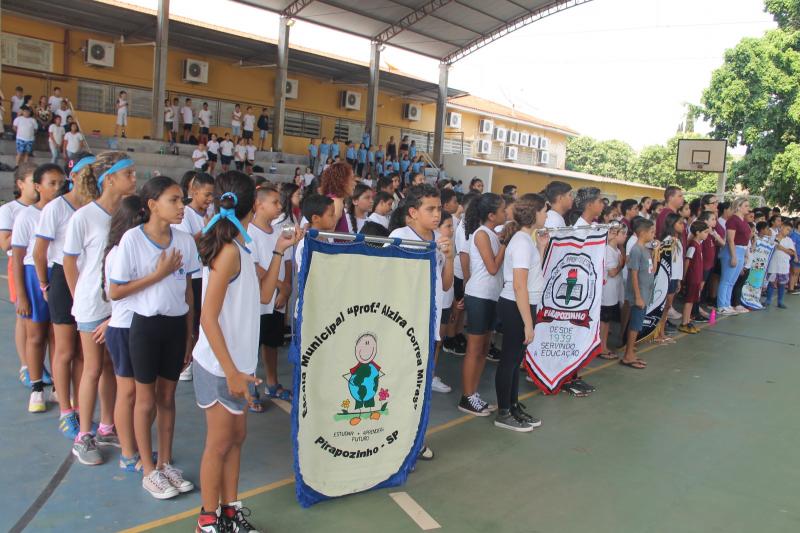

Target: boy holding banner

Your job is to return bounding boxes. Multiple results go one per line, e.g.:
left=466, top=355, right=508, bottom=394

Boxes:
left=622, top=219, right=656, bottom=369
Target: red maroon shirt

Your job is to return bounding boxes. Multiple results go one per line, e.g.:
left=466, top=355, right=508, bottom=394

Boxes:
left=702, top=233, right=716, bottom=270
left=685, top=240, right=704, bottom=285
left=726, top=215, right=752, bottom=246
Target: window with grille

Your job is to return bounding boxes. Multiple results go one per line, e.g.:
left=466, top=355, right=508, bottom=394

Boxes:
left=284, top=110, right=321, bottom=138
left=1, top=34, right=53, bottom=72
left=334, top=119, right=364, bottom=144
left=77, top=82, right=113, bottom=114
left=123, top=87, right=152, bottom=118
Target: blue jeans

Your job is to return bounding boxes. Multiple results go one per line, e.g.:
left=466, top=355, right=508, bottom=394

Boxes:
left=717, top=245, right=746, bottom=308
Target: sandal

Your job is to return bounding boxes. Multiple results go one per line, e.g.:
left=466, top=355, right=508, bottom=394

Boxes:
left=598, top=351, right=618, bottom=360
left=266, top=383, right=293, bottom=401
left=248, top=386, right=266, bottom=413
left=417, top=445, right=434, bottom=460
left=619, top=359, right=646, bottom=369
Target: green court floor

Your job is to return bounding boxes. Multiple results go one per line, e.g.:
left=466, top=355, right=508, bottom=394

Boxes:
left=142, top=308, right=800, bottom=533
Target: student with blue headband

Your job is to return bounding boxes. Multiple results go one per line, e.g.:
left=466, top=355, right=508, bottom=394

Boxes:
left=33, top=154, right=93, bottom=438
left=192, top=171, right=301, bottom=532
left=109, top=176, right=200, bottom=500
left=63, top=151, right=137, bottom=466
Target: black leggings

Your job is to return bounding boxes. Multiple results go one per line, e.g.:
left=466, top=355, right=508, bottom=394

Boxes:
left=732, top=268, right=748, bottom=307
left=496, top=297, right=535, bottom=411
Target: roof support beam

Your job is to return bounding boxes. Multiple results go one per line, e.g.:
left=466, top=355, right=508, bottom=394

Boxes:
left=281, top=0, right=314, bottom=17
left=364, top=41, right=381, bottom=151
left=373, top=0, right=453, bottom=43
left=432, top=62, right=448, bottom=165
left=451, top=0, right=506, bottom=24
left=150, top=0, right=169, bottom=140
left=443, top=0, right=594, bottom=64
left=272, top=15, right=290, bottom=152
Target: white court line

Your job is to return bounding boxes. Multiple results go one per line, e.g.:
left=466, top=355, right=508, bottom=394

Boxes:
left=270, top=398, right=291, bottom=414
left=0, top=274, right=7, bottom=279
left=389, top=492, right=441, bottom=530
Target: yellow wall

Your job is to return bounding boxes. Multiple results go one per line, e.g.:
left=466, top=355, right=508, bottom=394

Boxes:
left=485, top=164, right=662, bottom=200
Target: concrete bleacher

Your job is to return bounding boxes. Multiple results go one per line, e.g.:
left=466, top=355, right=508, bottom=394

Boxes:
left=0, top=135, right=310, bottom=200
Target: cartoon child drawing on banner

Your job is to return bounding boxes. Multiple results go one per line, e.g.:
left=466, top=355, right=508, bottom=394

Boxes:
left=340, top=333, right=388, bottom=426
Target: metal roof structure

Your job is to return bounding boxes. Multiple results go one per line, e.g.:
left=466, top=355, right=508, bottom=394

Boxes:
left=2, top=0, right=467, bottom=102
left=234, top=0, right=593, bottom=63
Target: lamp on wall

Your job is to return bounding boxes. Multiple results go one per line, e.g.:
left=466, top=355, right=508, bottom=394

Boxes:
left=286, top=18, right=296, bottom=27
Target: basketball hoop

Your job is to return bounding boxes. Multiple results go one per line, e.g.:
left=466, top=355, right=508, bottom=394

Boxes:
left=676, top=139, right=727, bottom=173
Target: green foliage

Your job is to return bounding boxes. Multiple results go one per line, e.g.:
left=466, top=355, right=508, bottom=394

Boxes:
left=565, top=137, right=636, bottom=181
left=700, top=0, right=800, bottom=209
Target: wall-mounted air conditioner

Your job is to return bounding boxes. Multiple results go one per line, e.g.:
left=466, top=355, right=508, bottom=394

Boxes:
left=529, top=134, right=540, bottom=149
left=479, top=119, right=493, bottom=134
left=504, top=146, right=518, bottom=161
left=477, top=139, right=492, bottom=155
left=183, top=59, right=209, bottom=84
left=403, top=103, right=422, bottom=121
left=446, top=112, right=462, bottom=128
left=538, top=151, right=550, bottom=165
left=85, top=39, right=115, bottom=68
left=539, top=136, right=550, bottom=151
left=493, top=127, right=507, bottom=142
left=508, top=130, right=520, bottom=145
left=285, top=79, right=299, bottom=99
left=340, top=90, right=361, bottom=110
left=519, top=132, right=530, bottom=147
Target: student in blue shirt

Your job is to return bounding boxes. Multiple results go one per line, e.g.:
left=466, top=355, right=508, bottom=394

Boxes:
left=331, top=136, right=340, bottom=161
left=400, top=154, right=411, bottom=182
left=375, top=145, right=384, bottom=165
left=411, top=157, right=422, bottom=176
left=409, top=140, right=417, bottom=159
left=362, top=131, right=371, bottom=150
left=319, top=137, right=331, bottom=171
left=308, top=138, right=318, bottom=174
left=384, top=157, right=394, bottom=176
left=345, top=142, right=357, bottom=171
left=357, top=143, right=368, bottom=177
left=393, top=157, right=401, bottom=174
left=368, top=146, right=376, bottom=172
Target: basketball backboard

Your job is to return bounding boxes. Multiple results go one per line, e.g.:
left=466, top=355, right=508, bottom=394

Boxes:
left=676, top=139, right=727, bottom=173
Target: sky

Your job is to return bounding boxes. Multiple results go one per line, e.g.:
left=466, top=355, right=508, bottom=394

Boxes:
left=116, top=0, right=776, bottom=150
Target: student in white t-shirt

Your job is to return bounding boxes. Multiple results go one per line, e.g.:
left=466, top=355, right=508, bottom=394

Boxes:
left=13, top=107, right=38, bottom=166
left=245, top=138, right=257, bottom=172
left=543, top=181, right=573, bottom=230
left=163, top=98, right=175, bottom=144
left=765, top=223, right=796, bottom=308
left=115, top=90, right=128, bottom=138
left=33, top=157, right=92, bottom=436
left=191, top=174, right=300, bottom=531
left=231, top=104, right=242, bottom=139
left=600, top=225, right=627, bottom=360
left=55, top=100, right=71, bottom=126
left=48, top=87, right=64, bottom=113
left=181, top=98, right=194, bottom=143
left=460, top=193, right=506, bottom=416
left=219, top=133, right=235, bottom=172
left=495, top=193, right=547, bottom=432
left=234, top=138, right=247, bottom=172
left=63, top=153, right=138, bottom=466
left=433, top=211, right=456, bottom=394
left=366, top=191, right=393, bottom=229
left=0, top=164, right=39, bottom=383
left=12, top=164, right=65, bottom=414
left=198, top=102, right=212, bottom=144
left=108, top=176, right=200, bottom=499
left=248, top=184, right=295, bottom=408
left=63, top=122, right=85, bottom=161
left=206, top=133, right=220, bottom=175
left=48, top=115, right=65, bottom=164
left=242, top=106, right=256, bottom=141
left=192, top=143, right=209, bottom=170
left=11, top=86, right=24, bottom=121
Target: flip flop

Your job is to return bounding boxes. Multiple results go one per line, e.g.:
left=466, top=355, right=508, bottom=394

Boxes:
left=619, top=359, right=646, bottom=369
left=266, top=383, right=293, bottom=401
left=598, top=351, right=618, bottom=360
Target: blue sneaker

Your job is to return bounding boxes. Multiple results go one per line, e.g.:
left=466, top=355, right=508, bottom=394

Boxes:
left=42, top=366, right=53, bottom=386
left=19, top=367, right=30, bottom=387
left=119, top=453, right=142, bottom=473
left=59, top=411, right=80, bottom=440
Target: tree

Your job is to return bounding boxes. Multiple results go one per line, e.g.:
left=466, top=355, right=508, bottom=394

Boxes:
left=700, top=0, right=800, bottom=209
left=566, top=136, right=635, bottom=181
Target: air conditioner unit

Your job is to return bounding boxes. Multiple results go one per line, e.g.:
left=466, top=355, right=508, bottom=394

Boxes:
left=182, top=59, right=209, bottom=84
left=403, top=103, right=422, bottom=121
left=477, top=139, right=492, bottom=155
left=539, top=136, right=550, bottom=150
left=285, top=79, right=299, bottom=99
left=529, top=134, right=540, bottom=149
left=479, top=119, right=493, bottom=134
left=85, top=39, right=115, bottom=68
left=493, top=127, right=507, bottom=142
left=508, top=130, right=520, bottom=145
left=446, top=112, right=462, bottom=128
left=519, top=132, right=530, bottom=147
left=504, top=146, right=519, bottom=161
left=538, top=151, right=550, bottom=165
left=339, top=90, right=361, bottom=110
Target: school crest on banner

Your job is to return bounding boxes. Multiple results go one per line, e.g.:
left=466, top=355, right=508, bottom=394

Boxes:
left=290, top=233, right=436, bottom=507
left=525, top=229, right=607, bottom=394
left=741, top=237, right=775, bottom=310
left=638, top=240, right=672, bottom=341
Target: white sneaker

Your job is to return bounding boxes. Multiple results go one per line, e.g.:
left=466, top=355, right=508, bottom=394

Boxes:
left=48, top=388, right=59, bottom=404
left=179, top=362, right=193, bottom=381
left=28, top=390, right=46, bottom=413
left=143, top=470, right=179, bottom=499
left=718, top=307, right=737, bottom=316
left=734, top=305, right=749, bottom=314
left=431, top=376, right=451, bottom=393
left=162, top=463, right=194, bottom=493
left=525, top=374, right=534, bottom=384
left=667, top=307, right=682, bottom=320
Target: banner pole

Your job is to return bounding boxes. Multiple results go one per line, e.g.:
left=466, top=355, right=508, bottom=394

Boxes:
left=535, top=221, right=622, bottom=235
left=308, top=229, right=435, bottom=249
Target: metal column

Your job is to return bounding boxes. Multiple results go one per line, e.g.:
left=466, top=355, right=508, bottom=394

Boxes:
left=272, top=16, right=290, bottom=153
left=150, top=0, right=169, bottom=140
left=432, top=62, right=448, bottom=165
left=364, top=42, right=381, bottom=149
left=717, top=171, right=727, bottom=197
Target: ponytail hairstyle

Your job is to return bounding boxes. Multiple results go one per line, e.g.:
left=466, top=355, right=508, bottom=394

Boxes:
left=180, top=170, right=199, bottom=199
left=464, top=192, right=503, bottom=239
left=74, top=151, right=130, bottom=200
left=101, top=195, right=145, bottom=302
left=660, top=212, right=681, bottom=240
left=13, top=162, right=38, bottom=199
left=502, top=193, right=547, bottom=243
left=346, top=183, right=372, bottom=233
left=387, top=184, right=439, bottom=232
left=278, top=182, right=300, bottom=224
left=140, top=176, right=180, bottom=224
left=198, top=170, right=256, bottom=266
